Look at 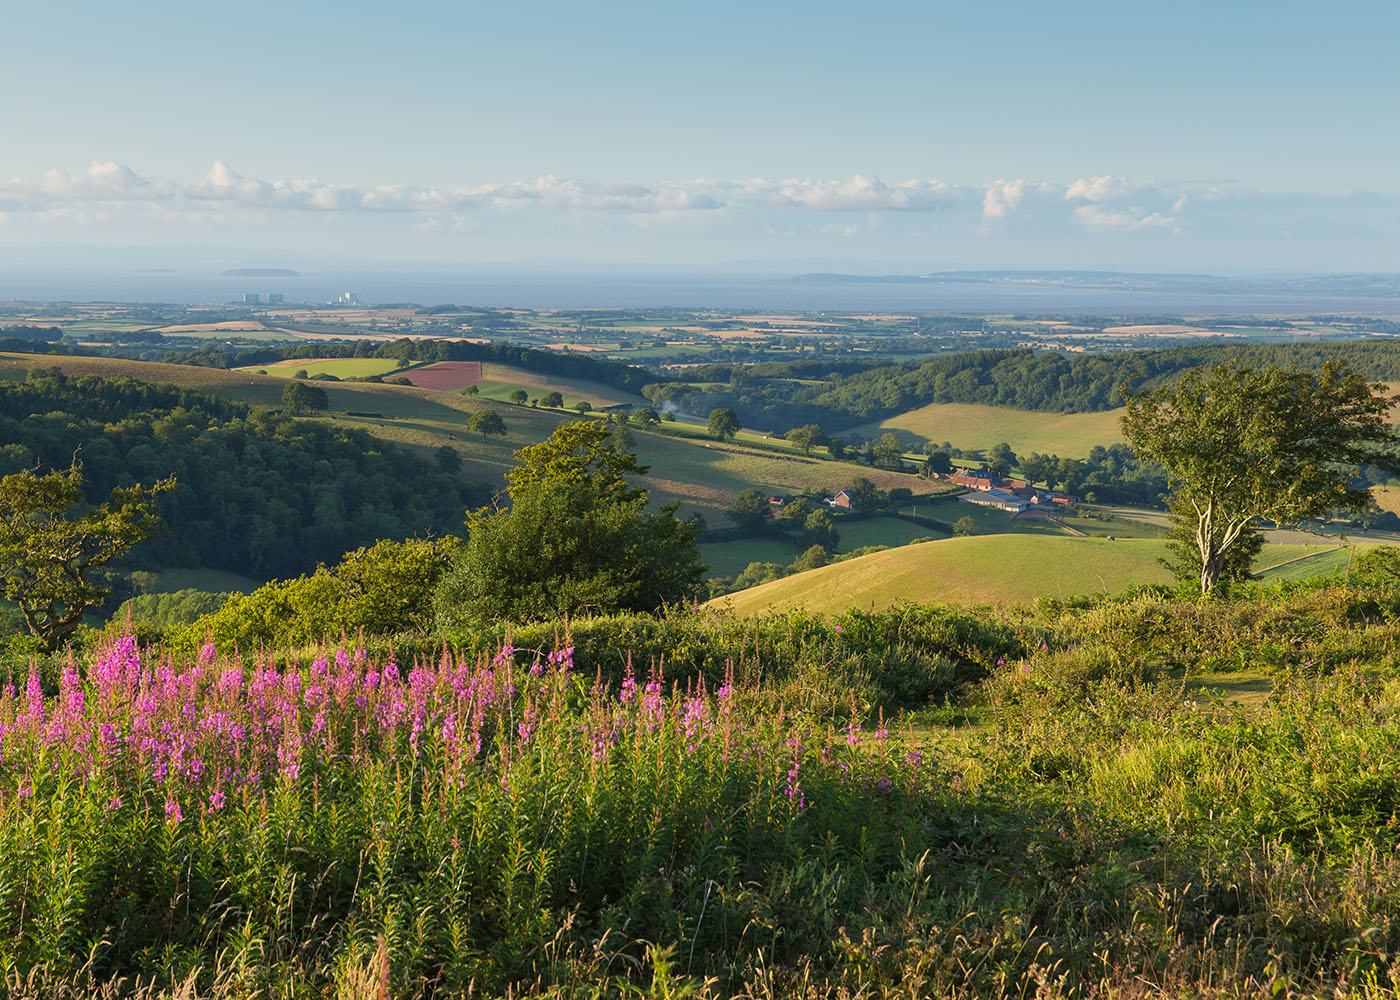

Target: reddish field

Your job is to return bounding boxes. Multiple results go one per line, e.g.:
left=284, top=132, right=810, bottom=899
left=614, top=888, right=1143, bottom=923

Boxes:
left=401, top=361, right=483, bottom=391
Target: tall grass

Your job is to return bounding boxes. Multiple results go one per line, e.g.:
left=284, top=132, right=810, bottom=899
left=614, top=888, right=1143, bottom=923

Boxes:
left=0, top=635, right=929, bottom=996
left=8, top=580, right=1400, bottom=996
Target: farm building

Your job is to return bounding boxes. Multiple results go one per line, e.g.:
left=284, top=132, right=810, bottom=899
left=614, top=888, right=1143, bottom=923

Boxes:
left=948, top=468, right=997, bottom=491
left=959, top=489, right=1032, bottom=513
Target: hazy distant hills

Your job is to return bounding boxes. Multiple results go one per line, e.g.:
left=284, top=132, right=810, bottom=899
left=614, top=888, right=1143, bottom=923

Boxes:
left=220, top=267, right=301, bottom=277
left=784, top=270, right=1400, bottom=297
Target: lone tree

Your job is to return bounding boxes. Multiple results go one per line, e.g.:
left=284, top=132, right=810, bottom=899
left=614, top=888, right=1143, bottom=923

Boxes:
left=873, top=432, right=906, bottom=470
left=785, top=423, right=823, bottom=456
left=708, top=407, right=740, bottom=442
left=923, top=451, right=952, bottom=477
left=467, top=409, right=508, bottom=442
left=509, top=389, right=529, bottom=406
left=1160, top=499, right=1265, bottom=586
left=987, top=442, right=1018, bottom=478
left=434, top=421, right=705, bottom=625
left=0, top=465, right=173, bottom=650
left=1122, top=360, right=1399, bottom=593
left=541, top=391, right=564, bottom=408
left=282, top=380, right=329, bottom=414
left=726, top=488, right=773, bottom=533
left=802, top=508, right=838, bottom=550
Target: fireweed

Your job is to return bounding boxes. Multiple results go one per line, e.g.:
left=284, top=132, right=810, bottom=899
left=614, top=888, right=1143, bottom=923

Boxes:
left=0, top=633, right=929, bottom=993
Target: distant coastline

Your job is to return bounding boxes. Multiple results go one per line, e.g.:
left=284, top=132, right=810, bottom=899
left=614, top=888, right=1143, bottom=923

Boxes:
left=220, top=267, right=301, bottom=278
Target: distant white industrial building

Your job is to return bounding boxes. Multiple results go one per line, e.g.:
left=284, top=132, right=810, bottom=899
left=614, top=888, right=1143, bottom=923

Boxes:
left=244, top=293, right=260, bottom=304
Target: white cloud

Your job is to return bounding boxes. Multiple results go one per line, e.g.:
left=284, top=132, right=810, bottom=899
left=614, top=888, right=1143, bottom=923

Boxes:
left=1064, top=175, right=1146, bottom=202
left=1072, top=204, right=1180, bottom=233
left=2, top=161, right=1397, bottom=259
left=982, top=178, right=1055, bottom=220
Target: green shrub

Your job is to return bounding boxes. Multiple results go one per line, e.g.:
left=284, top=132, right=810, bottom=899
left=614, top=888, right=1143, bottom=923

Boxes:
left=168, top=537, right=461, bottom=655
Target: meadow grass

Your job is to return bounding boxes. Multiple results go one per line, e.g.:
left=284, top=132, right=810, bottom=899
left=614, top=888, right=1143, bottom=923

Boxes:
left=849, top=401, right=1126, bottom=458
left=712, top=535, right=1178, bottom=614
left=10, top=581, right=1400, bottom=996
left=711, top=536, right=1385, bottom=616
left=697, top=536, right=803, bottom=576
left=832, top=515, right=945, bottom=551
left=467, top=363, right=647, bottom=408
left=235, top=358, right=402, bottom=379
left=1253, top=543, right=1377, bottom=582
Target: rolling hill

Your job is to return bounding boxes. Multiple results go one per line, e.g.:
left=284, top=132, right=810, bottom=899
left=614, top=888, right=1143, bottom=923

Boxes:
left=711, top=535, right=1376, bottom=615
left=848, top=401, right=1126, bottom=458
left=0, top=352, right=950, bottom=523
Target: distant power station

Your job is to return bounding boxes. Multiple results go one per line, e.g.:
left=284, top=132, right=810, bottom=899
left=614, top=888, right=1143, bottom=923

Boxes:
left=244, top=292, right=286, bottom=304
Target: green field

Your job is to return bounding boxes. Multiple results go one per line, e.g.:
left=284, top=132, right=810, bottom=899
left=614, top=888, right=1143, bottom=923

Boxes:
left=631, top=434, right=952, bottom=518
left=1253, top=543, right=1380, bottom=582
left=696, top=537, right=802, bottom=576
left=238, top=358, right=402, bottom=379
left=711, top=535, right=1375, bottom=615
left=467, top=363, right=647, bottom=409
left=850, top=401, right=1126, bottom=458
left=713, top=535, right=1174, bottom=613
left=833, top=515, right=945, bottom=550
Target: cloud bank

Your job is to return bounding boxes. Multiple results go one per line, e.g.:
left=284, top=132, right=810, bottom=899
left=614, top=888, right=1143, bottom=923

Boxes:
left=2, top=162, right=1397, bottom=269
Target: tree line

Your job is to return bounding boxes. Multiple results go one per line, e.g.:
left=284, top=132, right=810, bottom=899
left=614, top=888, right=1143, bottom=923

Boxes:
left=0, top=369, right=484, bottom=579
left=642, top=341, right=1400, bottom=432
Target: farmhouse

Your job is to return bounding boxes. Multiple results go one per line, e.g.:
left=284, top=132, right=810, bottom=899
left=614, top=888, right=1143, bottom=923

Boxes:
left=948, top=468, right=997, bottom=491
left=948, top=466, right=1076, bottom=507
left=825, top=490, right=854, bottom=509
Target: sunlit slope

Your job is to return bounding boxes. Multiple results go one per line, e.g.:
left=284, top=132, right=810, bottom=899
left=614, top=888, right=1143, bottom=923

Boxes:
left=712, top=535, right=1175, bottom=614
left=0, top=352, right=947, bottom=520
left=711, top=536, right=1381, bottom=615
left=849, top=402, right=1126, bottom=458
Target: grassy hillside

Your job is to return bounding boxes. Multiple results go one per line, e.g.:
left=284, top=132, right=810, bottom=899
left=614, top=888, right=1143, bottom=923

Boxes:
left=237, top=357, right=402, bottom=379
left=0, top=352, right=949, bottom=522
left=850, top=401, right=1126, bottom=457
left=712, top=535, right=1371, bottom=614
left=468, top=362, right=647, bottom=408
left=713, top=535, right=1172, bottom=613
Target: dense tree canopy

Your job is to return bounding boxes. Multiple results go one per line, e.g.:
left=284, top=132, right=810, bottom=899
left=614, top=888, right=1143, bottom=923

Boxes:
left=0, top=369, right=480, bottom=578
left=281, top=380, right=328, bottom=413
left=785, top=424, right=823, bottom=455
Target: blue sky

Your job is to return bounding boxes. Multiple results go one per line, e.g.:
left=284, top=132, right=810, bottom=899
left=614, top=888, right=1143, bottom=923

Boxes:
left=2, top=0, right=1397, bottom=271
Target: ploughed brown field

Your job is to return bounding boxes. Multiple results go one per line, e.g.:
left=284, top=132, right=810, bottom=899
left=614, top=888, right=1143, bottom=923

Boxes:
left=400, top=361, right=483, bottom=391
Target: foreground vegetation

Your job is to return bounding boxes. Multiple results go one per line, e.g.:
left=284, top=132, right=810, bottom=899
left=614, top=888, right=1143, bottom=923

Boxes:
left=6, top=570, right=1400, bottom=996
